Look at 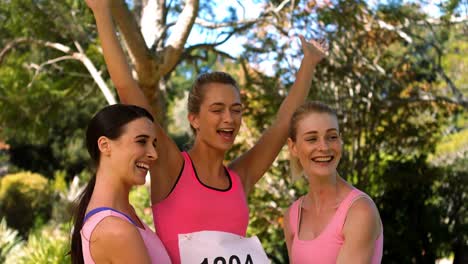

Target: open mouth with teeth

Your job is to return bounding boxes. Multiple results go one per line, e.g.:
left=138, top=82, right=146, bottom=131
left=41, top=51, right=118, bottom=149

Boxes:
left=135, top=162, right=150, bottom=172
left=217, top=128, right=235, bottom=140
left=311, top=156, right=334, bottom=163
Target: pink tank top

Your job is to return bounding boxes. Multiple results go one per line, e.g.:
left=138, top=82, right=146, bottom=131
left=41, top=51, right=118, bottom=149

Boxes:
left=153, top=152, right=249, bottom=264
left=288, top=189, right=383, bottom=263
left=81, top=207, right=171, bottom=264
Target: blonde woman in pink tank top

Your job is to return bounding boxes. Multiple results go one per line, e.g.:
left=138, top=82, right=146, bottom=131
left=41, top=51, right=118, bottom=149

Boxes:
left=284, top=102, right=383, bottom=263
left=85, top=0, right=328, bottom=262
left=69, top=104, right=170, bottom=264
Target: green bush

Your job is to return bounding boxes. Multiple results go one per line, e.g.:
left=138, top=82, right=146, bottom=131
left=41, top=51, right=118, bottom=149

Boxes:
left=129, top=184, right=153, bottom=227
left=0, top=218, right=23, bottom=263
left=5, top=222, right=70, bottom=264
left=50, top=171, right=78, bottom=224
left=0, top=172, right=53, bottom=237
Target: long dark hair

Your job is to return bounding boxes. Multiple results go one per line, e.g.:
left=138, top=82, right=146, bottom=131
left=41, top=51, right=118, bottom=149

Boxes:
left=70, top=104, right=153, bottom=264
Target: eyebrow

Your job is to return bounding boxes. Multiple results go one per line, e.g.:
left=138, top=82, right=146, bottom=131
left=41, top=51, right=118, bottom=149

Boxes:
left=303, top=128, right=339, bottom=135
left=135, top=134, right=157, bottom=142
left=209, top=102, right=242, bottom=107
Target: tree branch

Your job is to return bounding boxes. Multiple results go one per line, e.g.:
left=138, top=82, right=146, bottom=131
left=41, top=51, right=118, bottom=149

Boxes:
left=155, top=0, right=167, bottom=46
left=162, top=0, right=199, bottom=75
left=0, top=37, right=116, bottom=105
left=1, top=38, right=72, bottom=64
left=24, top=55, right=76, bottom=88
left=194, top=17, right=264, bottom=29
left=181, top=19, right=262, bottom=64
left=140, top=0, right=167, bottom=50
left=111, top=0, right=155, bottom=82
left=194, top=0, right=290, bottom=30
left=392, top=94, right=468, bottom=108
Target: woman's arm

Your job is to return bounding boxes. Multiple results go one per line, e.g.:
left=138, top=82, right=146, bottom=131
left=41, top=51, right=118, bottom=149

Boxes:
left=230, top=35, right=327, bottom=194
left=86, top=0, right=148, bottom=109
left=337, top=198, right=382, bottom=263
left=86, top=0, right=183, bottom=203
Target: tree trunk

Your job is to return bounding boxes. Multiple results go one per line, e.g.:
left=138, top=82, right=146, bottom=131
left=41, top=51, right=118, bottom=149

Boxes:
left=110, top=0, right=199, bottom=125
left=140, top=75, right=166, bottom=126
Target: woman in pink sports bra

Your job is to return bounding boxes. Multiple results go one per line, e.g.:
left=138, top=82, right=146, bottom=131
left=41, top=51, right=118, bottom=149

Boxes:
left=284, top=101, right=383, bottom=263
left=70, top=104, right=170, bottom=264
left=85, top=0, right=328, bottom=262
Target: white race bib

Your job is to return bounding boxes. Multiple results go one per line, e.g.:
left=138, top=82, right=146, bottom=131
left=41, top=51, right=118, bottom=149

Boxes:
left=178, top=231, right=270, bottom=264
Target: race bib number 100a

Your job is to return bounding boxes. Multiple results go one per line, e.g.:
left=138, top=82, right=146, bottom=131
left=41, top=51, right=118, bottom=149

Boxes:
left=178, top=231, right=270, bottom=264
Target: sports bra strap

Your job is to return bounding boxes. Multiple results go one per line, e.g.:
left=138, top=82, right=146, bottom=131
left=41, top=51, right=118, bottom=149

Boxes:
left=84, top=207, right=139, bottom=227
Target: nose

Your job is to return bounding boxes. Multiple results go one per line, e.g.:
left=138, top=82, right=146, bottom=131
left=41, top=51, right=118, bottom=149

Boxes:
left=147, top=144, right=158, bottom=161
left=223, top=110, right=234, bottom=123
left=316, top=138, right=330, bottom=151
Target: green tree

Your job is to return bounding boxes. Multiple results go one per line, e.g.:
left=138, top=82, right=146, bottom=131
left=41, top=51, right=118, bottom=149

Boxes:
left=1, top=1, right=466, bottom=263
left=0, top=0, right=111, bottom=177
left=236, top=1, right=466, bottom=262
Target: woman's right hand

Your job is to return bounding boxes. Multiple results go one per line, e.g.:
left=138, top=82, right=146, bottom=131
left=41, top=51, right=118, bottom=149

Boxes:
left=299, top=34, right=328, bottom=66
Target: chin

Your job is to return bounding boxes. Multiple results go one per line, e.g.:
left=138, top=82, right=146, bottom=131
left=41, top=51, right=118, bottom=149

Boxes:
left=135, top=180, right=146, bottom=186
left=308, top=168, right=336, bottom=179
left=133, top=175, right=147, bottom=186
left=212, top=141, right=234, bottom=152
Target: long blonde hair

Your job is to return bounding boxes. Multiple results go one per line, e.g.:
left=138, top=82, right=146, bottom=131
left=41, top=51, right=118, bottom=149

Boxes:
left=288, top=101, right=339, bottom=181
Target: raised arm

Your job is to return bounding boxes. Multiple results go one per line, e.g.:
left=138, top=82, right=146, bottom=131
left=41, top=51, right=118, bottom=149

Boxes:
left=230, top=35, right=327, bottom=194
left=86, top=0, right=183, bottom=203
left=337, top=198, right=382, bottom=263
left=86, top=0, right=148, bottom=109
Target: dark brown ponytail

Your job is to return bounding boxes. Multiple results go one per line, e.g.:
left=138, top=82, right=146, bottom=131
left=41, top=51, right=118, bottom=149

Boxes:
left=69, top=104, right=153, bottom=263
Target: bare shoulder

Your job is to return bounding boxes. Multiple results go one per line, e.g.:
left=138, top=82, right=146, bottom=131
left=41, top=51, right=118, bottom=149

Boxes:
left=90, top=216, right=150, bottom=263
left=91, top=215, right=139, bottom=241
left=344, top=195, right=382, bottom=238
left=349, top=195, right=380, bottom=222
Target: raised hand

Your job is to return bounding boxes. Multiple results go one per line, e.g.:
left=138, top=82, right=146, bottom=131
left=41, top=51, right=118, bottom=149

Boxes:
left=299, top=35, right=328, bottom=65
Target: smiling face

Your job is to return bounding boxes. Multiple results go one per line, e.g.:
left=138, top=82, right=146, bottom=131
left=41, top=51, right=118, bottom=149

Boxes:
left=189, top=82, right=242, bottom=151
left=105, top=117, right=158, bottom=186
left=288, top=112, right=342, bottom=179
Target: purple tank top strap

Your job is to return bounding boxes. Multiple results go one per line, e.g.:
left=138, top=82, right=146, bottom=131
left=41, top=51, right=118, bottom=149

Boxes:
left=81, top=209, right=134, bottom=242
left=84, top=207, right=138, bottom=226
left=81, top=208, right=171, bottom=264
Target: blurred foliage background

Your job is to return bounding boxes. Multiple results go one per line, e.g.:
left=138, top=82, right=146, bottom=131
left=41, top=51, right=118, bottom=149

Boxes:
left=0, top=0, right=466, bottom=263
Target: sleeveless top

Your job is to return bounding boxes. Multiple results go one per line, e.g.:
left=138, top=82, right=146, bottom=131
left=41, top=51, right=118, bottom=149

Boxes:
left=288, top=189, right=383, bottom=263
left=153, top=152, right=250, bottom=264
left=81, top=207, right=171, bottom=264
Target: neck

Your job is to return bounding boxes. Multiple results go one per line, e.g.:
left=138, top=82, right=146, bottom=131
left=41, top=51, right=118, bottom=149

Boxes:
left=189, top=138, right=227, bottom=178
left=305, top=171, right=340, bottom=213
left=89, top=167, right=132, bottom=212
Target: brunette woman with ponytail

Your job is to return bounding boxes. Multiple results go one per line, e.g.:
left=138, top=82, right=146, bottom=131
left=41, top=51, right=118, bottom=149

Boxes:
left=70, top=104, right=170, bottom=264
